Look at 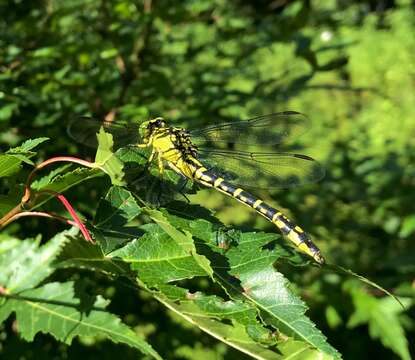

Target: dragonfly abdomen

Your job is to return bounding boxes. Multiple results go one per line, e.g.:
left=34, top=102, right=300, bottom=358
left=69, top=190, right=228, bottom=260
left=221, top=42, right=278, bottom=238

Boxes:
left=191, top=164, right=324, bottom=264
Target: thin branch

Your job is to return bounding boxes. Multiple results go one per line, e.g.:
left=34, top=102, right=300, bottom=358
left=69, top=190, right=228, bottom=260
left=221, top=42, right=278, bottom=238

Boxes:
left=23, top=156, right=97, bottom=204
left=0, top=156, right=98, bottom=244
left=40, top=190, right=93, bottom=243
left=1, top=211, right=78, bottom=228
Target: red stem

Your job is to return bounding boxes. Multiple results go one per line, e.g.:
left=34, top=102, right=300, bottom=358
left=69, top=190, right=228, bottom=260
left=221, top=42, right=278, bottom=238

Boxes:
left=55, top=194, right=93, bottom=242
left=39, top=190, right=93, bottom=243
left=0, top=156, right=97, bottom=243
left=23, top=156, right=97, bottom=204
left=4, top=211, right=78, bottom=227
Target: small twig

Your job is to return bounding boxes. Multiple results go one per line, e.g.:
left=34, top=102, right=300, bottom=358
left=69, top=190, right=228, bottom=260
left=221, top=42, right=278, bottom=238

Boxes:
left=23, top=156, right=97, bottom=204
left=0, top=156, right=98, bottom=243
left=40, top=190, right=94, bottom=243
left=0, top=203, right=25, bottom=228
left=2, top=211, right=78, bottom=228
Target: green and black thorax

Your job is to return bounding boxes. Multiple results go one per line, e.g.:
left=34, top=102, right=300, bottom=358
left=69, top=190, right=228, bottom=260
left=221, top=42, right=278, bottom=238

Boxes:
left=141, top=117, right=200, bottom=161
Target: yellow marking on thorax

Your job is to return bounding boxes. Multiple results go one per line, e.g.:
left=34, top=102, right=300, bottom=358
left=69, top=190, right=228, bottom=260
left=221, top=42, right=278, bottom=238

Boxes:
left=166, top=158, right=194, bottom=179
left=147, top=128, right=200, bottom=180
left=151, top=132, right=181, bottom=160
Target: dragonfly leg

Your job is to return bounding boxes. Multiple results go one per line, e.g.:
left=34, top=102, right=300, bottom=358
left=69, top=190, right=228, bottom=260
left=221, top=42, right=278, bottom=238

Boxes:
left=179, top=180, right=190, bottom=203
left=147, top=148, right=156, bottom=163
left=134, top=142, right=155, bottom=167
left=179, top=191, right=190, bottom=203
left=157, top=152, right=165, bottom=176
left=177, top=176, right=188, bottom=191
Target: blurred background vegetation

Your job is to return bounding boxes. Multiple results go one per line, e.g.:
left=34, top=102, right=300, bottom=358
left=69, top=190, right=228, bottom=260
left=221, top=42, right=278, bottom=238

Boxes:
left=1, top=0, right=414, bottom=359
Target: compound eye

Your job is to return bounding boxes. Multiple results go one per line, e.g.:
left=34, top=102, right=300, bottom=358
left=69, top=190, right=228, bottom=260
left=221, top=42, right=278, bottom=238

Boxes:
left=153, top=119, right=164, bottom=127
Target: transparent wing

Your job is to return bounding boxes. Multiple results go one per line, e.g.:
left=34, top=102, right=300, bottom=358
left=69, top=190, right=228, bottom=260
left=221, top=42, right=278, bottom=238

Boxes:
left=198, top=149, right=325, bottom=189
left=67, top=117, right=141, bottom=148
left=190, top=111, right=310, bottom=146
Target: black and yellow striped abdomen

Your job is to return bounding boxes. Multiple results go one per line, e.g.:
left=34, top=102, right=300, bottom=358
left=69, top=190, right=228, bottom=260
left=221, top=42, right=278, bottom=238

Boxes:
left=190, top=163, right=324, bottom=264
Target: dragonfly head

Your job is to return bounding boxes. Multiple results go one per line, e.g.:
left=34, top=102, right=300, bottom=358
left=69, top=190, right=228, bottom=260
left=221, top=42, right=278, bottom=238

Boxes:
left=139, top=117, right=167, bottom=141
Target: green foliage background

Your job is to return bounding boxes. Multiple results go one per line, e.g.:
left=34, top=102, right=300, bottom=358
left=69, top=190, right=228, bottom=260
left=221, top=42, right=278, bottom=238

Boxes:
left=0, top=0, right=414, bottom=359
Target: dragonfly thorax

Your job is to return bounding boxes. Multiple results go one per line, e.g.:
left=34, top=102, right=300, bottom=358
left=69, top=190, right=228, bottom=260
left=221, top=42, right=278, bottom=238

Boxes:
left=171, top=128, right=199, bottom=158
left=143, top=118, right=199, bottom=160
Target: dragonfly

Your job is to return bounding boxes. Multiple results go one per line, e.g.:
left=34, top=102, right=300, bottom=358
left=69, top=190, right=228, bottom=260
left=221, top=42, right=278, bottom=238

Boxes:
left=67, top=111, right=325, bottom=264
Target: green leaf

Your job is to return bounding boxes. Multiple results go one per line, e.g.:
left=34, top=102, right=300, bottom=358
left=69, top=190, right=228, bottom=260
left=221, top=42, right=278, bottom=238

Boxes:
left=30, top=167, right=103, bottom=209
left=93, top=186, right=143, bottom=253
left=325, top=306, right=343, bottom=329
left=0, top=234, right=20, bottom=252
left=346, top=281, right=411, bottom=360
left=0, top=185, right=24, bottom=216
left=110, top=224, right=210, bottom=285
left=0, top=137, right=49, bottom=177
left=157, top=209, right=340, bottom=358
left=94, top=186, right=141, bottom=228
left=56, top=233, right=131, bottom=276
left=33, top=167, right=102, bottom=193
left=147, top=209, right=214, bottom=279
left=151, top=286, right=334, bottom=360
left=30, top=164, right=74, bottom=190
left=0, top=229, right=70, bottom=292
left=100, top=48, right=118, bottom=59
left=223, top=232, right=339, bottom=358
left=31, top=46, right=57, bottom=58
left=399, top=214, right=415, bottom=237
left=0, top=281, right=161, bottom=360
left=10, top=137, right=49, bottom=153
left=95, top=127, right=125, bottom=186
left=0, top=154, right=24, bottom=178
left=156, top=210, right=339, bottom=357
left=109, top=204, right=339, bottom=358
left=7, top=137, right=49, bottom=165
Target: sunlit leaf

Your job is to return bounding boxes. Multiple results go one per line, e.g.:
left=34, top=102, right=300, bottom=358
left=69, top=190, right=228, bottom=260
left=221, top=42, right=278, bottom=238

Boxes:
left=95, top=127, right=125, bottom=186
left=0, top=281, right=161, bottom=359
left=0, top=229, right=70, bottom=292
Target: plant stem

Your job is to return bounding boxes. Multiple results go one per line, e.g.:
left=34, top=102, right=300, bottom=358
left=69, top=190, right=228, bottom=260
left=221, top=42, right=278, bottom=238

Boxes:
left=0, top=156, right=98, bottom=243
